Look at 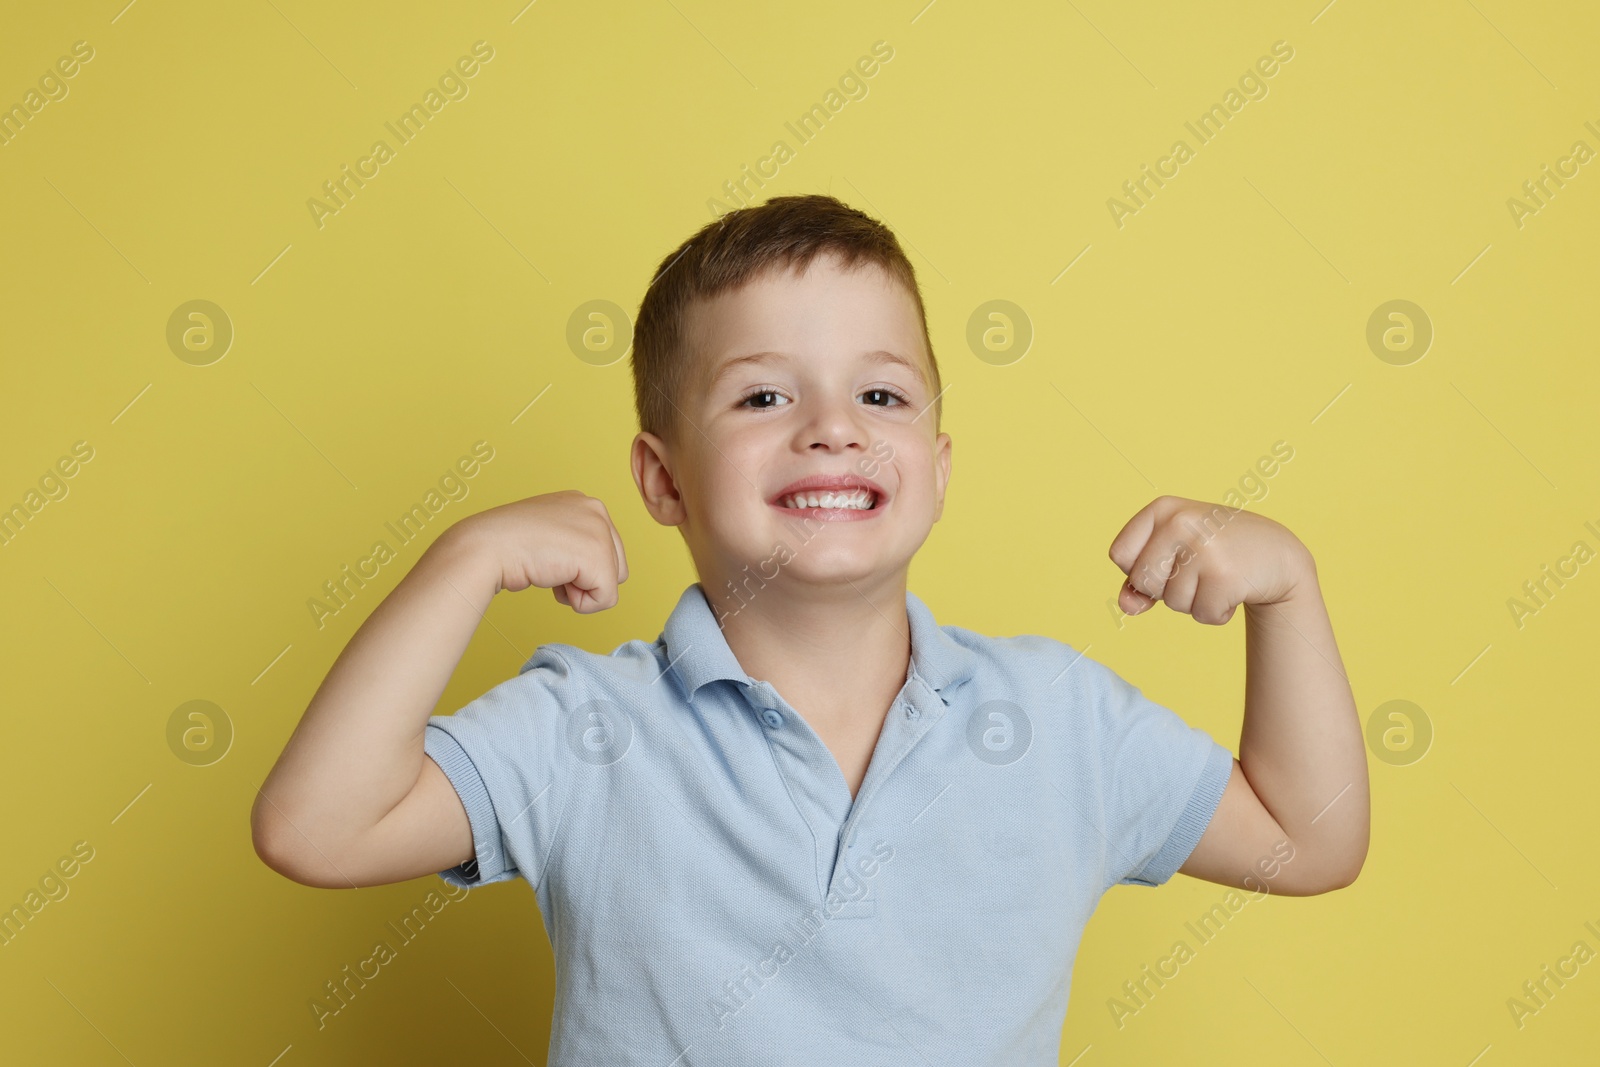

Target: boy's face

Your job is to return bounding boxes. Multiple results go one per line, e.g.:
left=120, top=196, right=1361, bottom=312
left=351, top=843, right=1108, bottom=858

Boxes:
left=631, top=252, right=952, bottom=599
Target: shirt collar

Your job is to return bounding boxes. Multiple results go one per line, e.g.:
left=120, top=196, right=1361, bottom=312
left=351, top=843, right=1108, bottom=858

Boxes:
left=659, top=581, right=980, bottom=706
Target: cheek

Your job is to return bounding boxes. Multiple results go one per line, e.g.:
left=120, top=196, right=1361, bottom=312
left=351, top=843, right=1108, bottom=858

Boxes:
left=884, top=438, right=933, bottom=485
left=695, top=459, right=762, bottom=524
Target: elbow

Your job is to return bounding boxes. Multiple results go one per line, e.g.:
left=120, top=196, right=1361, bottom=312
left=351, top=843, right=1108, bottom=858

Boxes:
left=1329, top=826, right=1372, bottom=890
left=1305, top=844, right=1368, bottom=895
left=251, top=801, right=370, bottom=890
left=1326, top=847, right=1368, bottom=892
left=250, top=798, right=300, bottom=882
left=252, top=839, right=298, bottom=884
left=1268, top=835, right=1367, bottom=896
left=250, top=796, right=331, bottom=888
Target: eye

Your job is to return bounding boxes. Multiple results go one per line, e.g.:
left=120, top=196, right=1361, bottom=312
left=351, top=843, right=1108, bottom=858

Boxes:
left=861, top=387, right=910, bottom=407
left=737, top=387, right=790, bottom=410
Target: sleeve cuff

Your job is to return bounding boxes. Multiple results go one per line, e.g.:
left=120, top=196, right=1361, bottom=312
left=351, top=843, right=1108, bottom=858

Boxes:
left=423, top=723, right=515, bottom=886
left=1126, top=740, right=1234, bottom=887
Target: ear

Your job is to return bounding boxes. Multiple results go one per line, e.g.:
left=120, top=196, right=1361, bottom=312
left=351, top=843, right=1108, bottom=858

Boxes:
left=631, top=431, right=686, bottom=526
left=931, top=431, right=953, bottom=523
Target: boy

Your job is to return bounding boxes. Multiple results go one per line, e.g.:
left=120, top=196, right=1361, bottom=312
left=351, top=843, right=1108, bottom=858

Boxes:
left=252, top=195, right=1368, bottom=1064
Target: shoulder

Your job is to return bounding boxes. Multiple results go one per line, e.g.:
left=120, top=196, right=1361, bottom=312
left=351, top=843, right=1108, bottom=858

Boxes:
left=943, top=623, right=1111, bottom=693
left=436, top=637, right=663, bottom=718
left=940, top=625, right=1153, bottom=751
left=433, top=635, right=671, bottom=750
left=511, top=635, right=674, bottom=689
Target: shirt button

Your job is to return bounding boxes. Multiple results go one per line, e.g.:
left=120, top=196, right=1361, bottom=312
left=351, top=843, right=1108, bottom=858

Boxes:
left=761, top=708, right=784, bottom=729
left=904, top=703, right=919, bottom=719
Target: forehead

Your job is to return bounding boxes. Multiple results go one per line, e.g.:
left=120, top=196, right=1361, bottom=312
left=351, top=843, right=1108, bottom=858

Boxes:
left=685, top=254, right=928, bottom=382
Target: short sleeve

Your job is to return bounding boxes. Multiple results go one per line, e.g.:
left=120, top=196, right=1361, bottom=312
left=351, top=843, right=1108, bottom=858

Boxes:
left=422, top=645, right=575, bottom=889
left=1083, top=653, right=1234, bottom=893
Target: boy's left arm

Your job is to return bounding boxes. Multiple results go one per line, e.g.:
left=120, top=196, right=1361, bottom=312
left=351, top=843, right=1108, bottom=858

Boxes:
left=1109, top=495, right=1370, bottom=896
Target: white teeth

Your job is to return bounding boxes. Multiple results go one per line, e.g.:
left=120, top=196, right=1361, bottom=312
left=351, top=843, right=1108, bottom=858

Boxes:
left=780, top=489, right=875, bottom=511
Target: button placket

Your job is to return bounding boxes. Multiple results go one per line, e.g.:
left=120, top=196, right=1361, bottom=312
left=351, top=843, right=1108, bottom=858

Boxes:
left=828, top=686, right=943, bottom=898
left=747, top=681, right=856, bottom=902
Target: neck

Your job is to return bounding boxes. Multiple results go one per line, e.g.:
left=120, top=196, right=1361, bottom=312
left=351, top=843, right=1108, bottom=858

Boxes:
left=708, top=570, right=912, bottom=729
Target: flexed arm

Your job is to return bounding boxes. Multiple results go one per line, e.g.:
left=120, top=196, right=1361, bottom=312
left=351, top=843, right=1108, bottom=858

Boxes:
left=1108, top=495, right=1369, bottom=896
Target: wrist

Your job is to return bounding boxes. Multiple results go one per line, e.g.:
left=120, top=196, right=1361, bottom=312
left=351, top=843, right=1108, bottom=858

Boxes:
left=1243, top=542, right=1317, bottom=609
left=425, top=520, right=503, bottom=599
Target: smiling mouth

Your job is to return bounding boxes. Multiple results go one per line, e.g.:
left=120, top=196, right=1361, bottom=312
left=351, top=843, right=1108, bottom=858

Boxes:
left=773, top=488, right=880, bottom=512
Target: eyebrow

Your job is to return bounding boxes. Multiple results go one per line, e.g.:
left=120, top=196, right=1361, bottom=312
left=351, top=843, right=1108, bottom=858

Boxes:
left=707, top=349, right=926, bottom=390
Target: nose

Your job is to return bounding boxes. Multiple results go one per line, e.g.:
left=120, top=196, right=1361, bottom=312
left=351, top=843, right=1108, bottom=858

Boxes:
left=799, top=390, right=868, bottom=454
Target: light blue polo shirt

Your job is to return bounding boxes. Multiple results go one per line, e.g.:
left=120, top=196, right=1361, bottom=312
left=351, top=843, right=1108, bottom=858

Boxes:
left=422, top=582, right=1233, bottom=1065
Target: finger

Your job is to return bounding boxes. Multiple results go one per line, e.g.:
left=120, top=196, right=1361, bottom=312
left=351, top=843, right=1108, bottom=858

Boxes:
left=1191, top=575, right=1238, bottom=626
left=1119, top=576, right=1157, bottom=615
left=605, top=513, right=629, bottom=584
left=582, top=498, right=627, bottom=590
left=549, top=553, right=605, bottom=614
left=565, top=575, right=602, bottom=613
left=1158, top=541, right=1203, bottom=616
left=1126, top=531, right=1186, bottom=604
left=596, top=524, right=623, bottom=606
left=1108, top=498, right=1161, bottom=577
left=1108, top=496, right=1181, bottom=576
left=550, top=512, right=621, bottom=614
left=568, top=580, right=608, bottom=614
left=580, top=539, right=623, bottom=613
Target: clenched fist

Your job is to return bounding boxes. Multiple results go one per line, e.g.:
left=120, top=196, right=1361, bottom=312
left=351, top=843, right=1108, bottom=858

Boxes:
left=1108, top=495, right=1313, bottom=625
left=450, top=490, right=630, bottom=613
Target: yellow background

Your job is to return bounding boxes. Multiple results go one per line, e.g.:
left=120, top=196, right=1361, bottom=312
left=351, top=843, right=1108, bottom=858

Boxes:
left=2, top=0, right=1597, bottom=1062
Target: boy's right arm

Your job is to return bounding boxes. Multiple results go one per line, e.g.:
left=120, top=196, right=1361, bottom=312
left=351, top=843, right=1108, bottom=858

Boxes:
left=249, top=492, right=628, bottom=889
